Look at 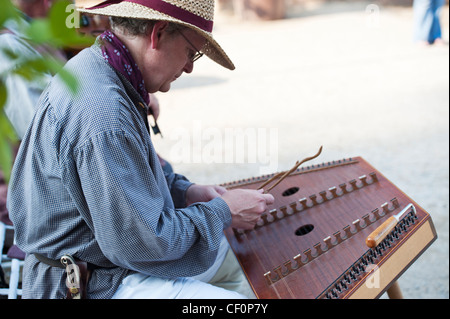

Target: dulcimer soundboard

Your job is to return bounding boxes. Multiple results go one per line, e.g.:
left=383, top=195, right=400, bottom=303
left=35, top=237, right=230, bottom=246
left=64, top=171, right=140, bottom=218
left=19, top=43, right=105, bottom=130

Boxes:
left=222, top=157, right=437, bottom=299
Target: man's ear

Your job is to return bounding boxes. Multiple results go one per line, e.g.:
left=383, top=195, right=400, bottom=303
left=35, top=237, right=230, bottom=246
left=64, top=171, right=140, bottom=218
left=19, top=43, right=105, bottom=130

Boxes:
left=150, top=21, right=170, bottom=49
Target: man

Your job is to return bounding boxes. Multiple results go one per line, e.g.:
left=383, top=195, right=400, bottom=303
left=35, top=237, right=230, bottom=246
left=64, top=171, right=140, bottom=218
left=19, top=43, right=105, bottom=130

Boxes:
left=7, top=0, right=274, bottom=299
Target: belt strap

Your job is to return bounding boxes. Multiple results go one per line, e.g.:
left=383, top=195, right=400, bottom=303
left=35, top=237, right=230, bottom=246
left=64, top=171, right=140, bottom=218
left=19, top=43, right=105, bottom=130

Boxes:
left=34, top=253, right=65, bottom=269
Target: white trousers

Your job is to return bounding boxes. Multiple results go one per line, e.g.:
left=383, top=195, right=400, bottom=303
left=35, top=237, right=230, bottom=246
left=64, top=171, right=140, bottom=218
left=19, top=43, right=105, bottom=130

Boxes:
left=112, top=235, right=255, bottom=299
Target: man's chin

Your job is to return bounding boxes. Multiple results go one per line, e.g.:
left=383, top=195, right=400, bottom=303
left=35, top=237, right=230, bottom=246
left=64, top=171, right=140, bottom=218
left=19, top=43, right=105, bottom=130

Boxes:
left=159, top=83, right=172, bottom=93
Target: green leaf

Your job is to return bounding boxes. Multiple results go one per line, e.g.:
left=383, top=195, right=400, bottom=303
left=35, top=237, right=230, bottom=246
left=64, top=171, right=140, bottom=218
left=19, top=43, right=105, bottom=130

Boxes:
left=0, top=0, right=19, bottom=28
left=0, top=47, right=19, bottom=61
left=0, top=112, right=17, bottom=142
left=0, top=81, right=18, bottom=142
left=11, top=56, right=51, bottom=81
left=49, top=0, right=73, bottom=39
left=10, top=54, right=78, bottom=94
left=0, top=135, right=13, bottom=183
left=40, top=56, right=79, bottom=93
left=0, top=112, right=18, bottom=184
left=48, top=0, right=94, bottom=48
left=25, top=19, right=53, bottom=45
left=0, top=79, right=7, bottom=110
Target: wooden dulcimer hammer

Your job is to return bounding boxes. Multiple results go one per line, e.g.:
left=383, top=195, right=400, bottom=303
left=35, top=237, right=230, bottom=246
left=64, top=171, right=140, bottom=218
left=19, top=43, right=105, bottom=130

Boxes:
left=366, top=203, right=416, bottom=248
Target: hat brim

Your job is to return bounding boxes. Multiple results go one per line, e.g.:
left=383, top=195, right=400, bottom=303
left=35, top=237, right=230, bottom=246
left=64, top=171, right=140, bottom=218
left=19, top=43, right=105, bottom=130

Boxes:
left=77, top=2, right=235, bottom=70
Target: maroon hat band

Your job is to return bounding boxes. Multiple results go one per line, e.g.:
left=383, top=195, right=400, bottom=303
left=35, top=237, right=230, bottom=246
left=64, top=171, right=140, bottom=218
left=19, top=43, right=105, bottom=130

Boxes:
left=86, top=0, right=214, bottom=32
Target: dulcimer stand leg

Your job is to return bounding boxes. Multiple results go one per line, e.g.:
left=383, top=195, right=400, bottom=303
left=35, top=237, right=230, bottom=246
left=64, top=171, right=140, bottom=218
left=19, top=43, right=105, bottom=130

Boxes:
left=386, top=281, right=403, bottom=299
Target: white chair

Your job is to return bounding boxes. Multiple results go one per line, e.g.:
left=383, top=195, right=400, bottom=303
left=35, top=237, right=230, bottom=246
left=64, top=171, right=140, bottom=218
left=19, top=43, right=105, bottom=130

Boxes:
left=0, top=221, right=24, bottom=299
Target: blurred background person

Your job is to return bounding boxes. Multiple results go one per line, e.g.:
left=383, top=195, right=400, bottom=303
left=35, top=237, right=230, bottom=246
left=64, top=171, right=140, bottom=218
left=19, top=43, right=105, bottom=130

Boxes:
left=413, top=0, right=446, bottom=45
left=1, top=0, right=64, bottom=264
left=0, top=0, right=65, bottom=140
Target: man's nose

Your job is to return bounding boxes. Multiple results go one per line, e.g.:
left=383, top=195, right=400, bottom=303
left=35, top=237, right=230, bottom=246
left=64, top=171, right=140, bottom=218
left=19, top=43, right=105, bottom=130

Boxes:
left=183, top=60, right=194, bottom=74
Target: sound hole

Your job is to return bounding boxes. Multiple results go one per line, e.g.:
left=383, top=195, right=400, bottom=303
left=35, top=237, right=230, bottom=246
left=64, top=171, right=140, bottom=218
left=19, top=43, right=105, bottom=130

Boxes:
left=295, top=224, right=314, bottom=236
left=282, top=186, right=299, bottom=197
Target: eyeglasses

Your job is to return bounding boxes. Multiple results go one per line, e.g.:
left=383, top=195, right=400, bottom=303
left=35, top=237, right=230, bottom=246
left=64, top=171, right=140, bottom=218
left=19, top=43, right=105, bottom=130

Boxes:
left=176, top=28, right=204, bottom=63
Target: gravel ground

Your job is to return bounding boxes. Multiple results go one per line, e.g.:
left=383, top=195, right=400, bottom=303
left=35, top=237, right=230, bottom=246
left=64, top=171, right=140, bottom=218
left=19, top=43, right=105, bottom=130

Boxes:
left=152, top=1, right=449, bottom=299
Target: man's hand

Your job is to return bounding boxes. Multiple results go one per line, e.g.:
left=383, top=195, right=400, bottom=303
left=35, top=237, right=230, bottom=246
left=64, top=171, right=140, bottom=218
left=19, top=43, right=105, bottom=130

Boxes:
left=185, top=185, right=275, bottom=230
left=221, top=189, right=274, bottom=230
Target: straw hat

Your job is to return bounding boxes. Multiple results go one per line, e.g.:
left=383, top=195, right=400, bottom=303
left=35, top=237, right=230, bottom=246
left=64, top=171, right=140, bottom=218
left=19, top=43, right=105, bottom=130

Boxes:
left=76, top=0, right=235, bottom=70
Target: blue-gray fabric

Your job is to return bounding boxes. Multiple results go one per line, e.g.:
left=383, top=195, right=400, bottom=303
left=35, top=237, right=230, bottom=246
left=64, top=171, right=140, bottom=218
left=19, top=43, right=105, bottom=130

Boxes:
left=7, top=42, right=232, bottom=299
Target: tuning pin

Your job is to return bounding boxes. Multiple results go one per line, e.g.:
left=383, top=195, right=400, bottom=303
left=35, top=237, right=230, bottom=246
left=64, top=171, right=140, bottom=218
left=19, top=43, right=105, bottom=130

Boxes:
left=381, top=202, right=390, bottom=215
left=299, top=198, right=308, bottom=210
left=264, top=271, right=275, bottom=285
left=283, top=260, right=294, bottom=276
left=260, top=214, right=269, bottom=225
left=273, top=266, right=283, bottom=280
left=329, top=186, right=339, bottom=199
left=359, top=175, right=368, bottom=186
left=319, top=190, right=329, bottom=203
left=339, top=183, right=349, bottom=194
left=362, top=214, right=371, bottom=227
left=324, top=236, right=334, bottom=250
left=343, top=225, right=354, bottom=239
left=390, top=197, right=399, bottom=209
left=279, top=206, right=288, bottom=217
left=309, top=194, right=319, bottom=206
left=352, top=219, right=364, bottom=232
left=313, top=242, right=326, bottom=257
left=369, top=172, right=379, bottom=183
left=289, top=202, right=300, bottom=214
left=333, top=231, right=344, bottom=245
left=255, top=217, right=265, bottom=228
left=303, top=249, right=314, bottom=263
left=269, top=209, right=278, bottom=222
left=349, top=179, right=358, bottom=190
left=293, top=254, right=306, bottom=269
left=372, top=208, right=382, bottom=219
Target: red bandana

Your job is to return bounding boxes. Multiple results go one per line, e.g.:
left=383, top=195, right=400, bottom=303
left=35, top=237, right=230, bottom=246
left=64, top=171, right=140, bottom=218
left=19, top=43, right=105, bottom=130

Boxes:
left=99, top=30, right=149, bottom=105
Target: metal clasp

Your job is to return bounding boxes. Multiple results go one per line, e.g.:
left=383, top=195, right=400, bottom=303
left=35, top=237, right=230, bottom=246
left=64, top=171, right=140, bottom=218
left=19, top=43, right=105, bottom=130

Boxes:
left=60, top=254, right=81, bottom=299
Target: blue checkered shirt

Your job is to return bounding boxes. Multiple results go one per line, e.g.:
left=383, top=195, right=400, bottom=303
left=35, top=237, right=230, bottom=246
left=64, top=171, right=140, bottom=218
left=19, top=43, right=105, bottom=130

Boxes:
left=7, top=43, right=232, bottom=299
